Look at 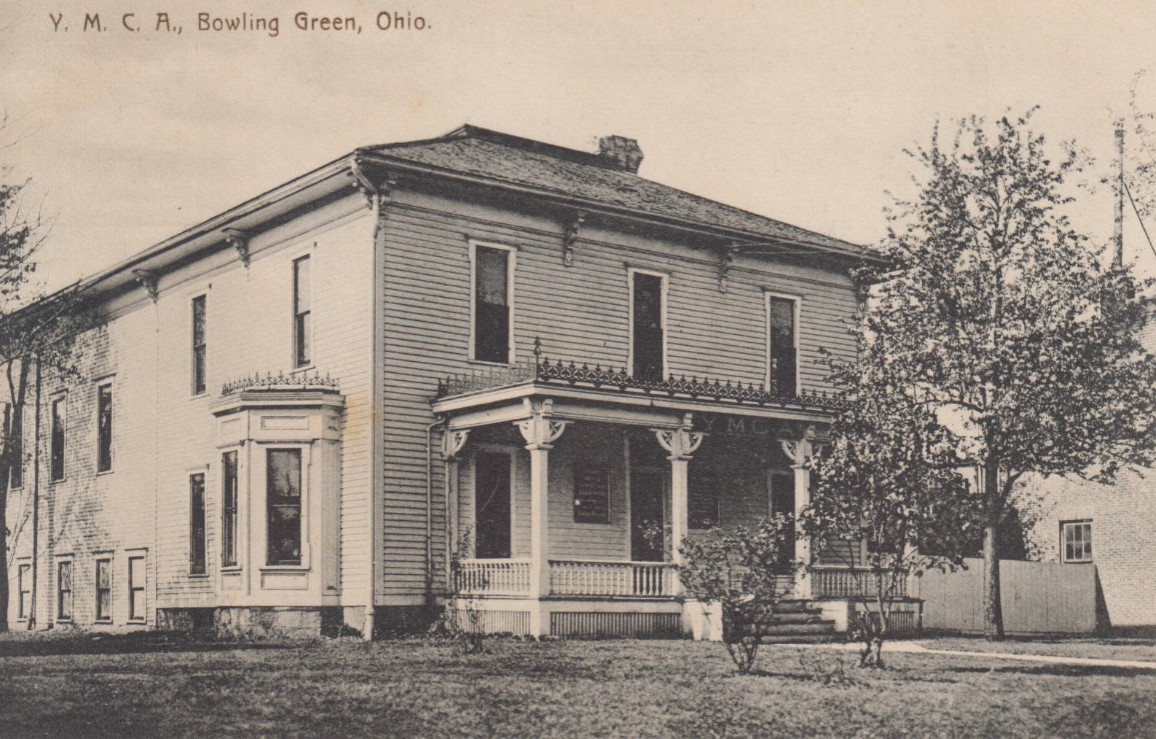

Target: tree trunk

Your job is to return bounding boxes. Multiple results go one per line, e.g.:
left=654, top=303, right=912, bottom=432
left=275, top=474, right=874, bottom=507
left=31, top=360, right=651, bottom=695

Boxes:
left=0, top=486, right=7, bottom=633
left=982, top=459, right=1005, bottom=640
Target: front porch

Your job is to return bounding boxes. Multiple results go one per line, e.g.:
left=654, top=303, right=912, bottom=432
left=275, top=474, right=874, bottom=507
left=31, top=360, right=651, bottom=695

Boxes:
left=433, top=357, right=871, bottom=638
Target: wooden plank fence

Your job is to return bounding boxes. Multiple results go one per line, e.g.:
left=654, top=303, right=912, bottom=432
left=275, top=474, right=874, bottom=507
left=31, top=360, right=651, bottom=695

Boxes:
left=913, top=558, right=1098, bottom=634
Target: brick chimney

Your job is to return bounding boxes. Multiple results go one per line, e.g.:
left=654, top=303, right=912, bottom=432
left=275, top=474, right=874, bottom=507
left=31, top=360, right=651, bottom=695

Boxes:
left=597, top=135, right=644, bottom=173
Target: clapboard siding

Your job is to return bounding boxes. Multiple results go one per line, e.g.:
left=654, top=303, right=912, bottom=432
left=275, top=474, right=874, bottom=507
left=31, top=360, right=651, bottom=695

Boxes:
left=380, top=189, right=858, bottom=598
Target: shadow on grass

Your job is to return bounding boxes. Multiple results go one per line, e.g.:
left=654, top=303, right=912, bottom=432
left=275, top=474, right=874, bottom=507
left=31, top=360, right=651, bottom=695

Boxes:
left=947, top=663, right=1153, bottom=678
left=0, top=631, right=294, bottom=658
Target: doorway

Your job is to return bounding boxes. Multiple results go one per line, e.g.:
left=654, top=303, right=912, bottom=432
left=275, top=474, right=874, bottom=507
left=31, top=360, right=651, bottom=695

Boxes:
left=630, top=438, right=667, bottom=562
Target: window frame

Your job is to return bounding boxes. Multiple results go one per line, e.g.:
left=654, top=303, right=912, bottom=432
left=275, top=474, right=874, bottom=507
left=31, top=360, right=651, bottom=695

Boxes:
left=265, top=447, right=305, bottom=567
left=468, top=241, right=517, bottom=366
left=573, top=461, right=612, bottom=525
left=95, top=557, right=112, bottom=622
left=626, top=267, right=669, bottom=381
left=17, top=562, right=31, bottom=620
left=1061, top=520, right=1093, bottom=563
left=96, top=382, right=113, bottom=473
left=189, top=472, right=208, bottom=576
left=191, top=294, right=207, bottom=395
left=221, top=450, right=239, bottom=569
left=292, top=255, right=312, bottom=369
left=50, top=396, right=65, bottom=482
left=127, top=554, right=147, bottom=623
left=764, top=291, right=802, bottom=396
left=56, top=559, right=73, bottom=622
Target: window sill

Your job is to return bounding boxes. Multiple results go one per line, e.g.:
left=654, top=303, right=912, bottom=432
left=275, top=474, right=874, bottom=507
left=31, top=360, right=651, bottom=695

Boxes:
left=94, top=618, right=112, bottom=624
left=467, top=359, right=516, bottom=368
left=221, top=566, right=242, bottom=572
left=188, top=572, right=210, bottom=579
left=127, top=619, right=146, bottom=625
left=190, top=392, right=208, bottom=400
left=96, top=469, right=114, bottom=477
left=292, top=364, right=315, bottom=374
left=49, top=478, right=66, bottom=485
left=260, top=565, right=309, bottom=572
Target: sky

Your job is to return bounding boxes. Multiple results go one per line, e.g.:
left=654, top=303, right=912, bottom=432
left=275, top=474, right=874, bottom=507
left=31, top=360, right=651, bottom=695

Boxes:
left=5, top=0, right=1156, bottom=290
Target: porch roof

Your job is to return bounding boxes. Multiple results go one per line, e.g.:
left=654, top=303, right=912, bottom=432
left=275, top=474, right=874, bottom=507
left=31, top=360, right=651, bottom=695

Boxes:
left=432, top=358, right=841, bottom=430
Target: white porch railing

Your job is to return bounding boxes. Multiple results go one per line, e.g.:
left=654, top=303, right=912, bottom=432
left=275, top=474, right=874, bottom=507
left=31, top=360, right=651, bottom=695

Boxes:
left=811, top=566, right=910, bottom=599
left=549, top=560, right=676, bottom=597
left=454, top=559, right=532, bottom=596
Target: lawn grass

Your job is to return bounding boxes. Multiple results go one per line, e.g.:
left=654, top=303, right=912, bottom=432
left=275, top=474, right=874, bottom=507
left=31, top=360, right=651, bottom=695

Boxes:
left=1, top=632, right=1154, bottom=738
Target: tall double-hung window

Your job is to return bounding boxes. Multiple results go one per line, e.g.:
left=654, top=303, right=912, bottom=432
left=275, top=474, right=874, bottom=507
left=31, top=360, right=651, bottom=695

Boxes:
left=267, top=449, right=303, bottom=566
left=222, top=451, right=239, bottom=568
left=630, top=270, right=666, bottom=381
left=766, top=295, right=799, bottom=396
left=471, top=244, right=514, bottom=364
left=192, top=295, right=207, bottom=394
left=293, top=256, right=312, bottom=368
left=50, top=398, right=65, bottom=482
left=97, top=383, right=113, bottom=472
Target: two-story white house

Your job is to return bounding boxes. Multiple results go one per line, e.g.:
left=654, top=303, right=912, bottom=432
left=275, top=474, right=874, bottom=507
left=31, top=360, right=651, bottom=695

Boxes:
left=5, top=126, right=884, bottom=639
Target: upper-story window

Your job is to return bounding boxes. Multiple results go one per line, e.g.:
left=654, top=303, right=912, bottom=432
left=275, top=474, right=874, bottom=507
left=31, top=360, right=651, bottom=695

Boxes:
left=471, top=243, right=515, bottom=364
left=293, top=256, right=312, bottom=368
left=97, top=383, right=113, bottom=473
left=766, top=295, right=799, bottom=396
left=50, top=397, right=65, bottom=482
left=1062, top=520, right=1092, bottom=563
left=630, top=270, right=666, bottom=381
left=192, top=295, right=207, bottom=395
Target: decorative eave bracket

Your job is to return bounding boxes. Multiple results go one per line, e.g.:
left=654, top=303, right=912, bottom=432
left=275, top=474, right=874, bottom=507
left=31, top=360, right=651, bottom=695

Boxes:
left=350, top=154, right=398, bottom=212
left=441, top=429, right=470, bottom=461
left=562, top=210, right=586, bottom=267
left=718, top=243, right=740, bottom=293
left=223, top=228, right=252, bottom=268
left=132, top=269, right=159, bottom=302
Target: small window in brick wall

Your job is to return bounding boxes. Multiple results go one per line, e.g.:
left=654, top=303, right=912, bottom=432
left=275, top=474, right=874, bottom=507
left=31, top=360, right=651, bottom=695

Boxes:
left=97, top=384, right=113, bottom=473
left=1062, top=520, right=1092, bottom=563
left=95, top=559, right=112, bottom=622
left=57, top=560, right=73, bottom=621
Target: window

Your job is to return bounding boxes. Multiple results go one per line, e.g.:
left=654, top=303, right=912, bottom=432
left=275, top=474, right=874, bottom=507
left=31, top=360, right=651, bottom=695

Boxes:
left=266, top=449, right=302, bottom=566
left=222, top=451, right=239, bottom=567
left=50, top=398, right=65, bottom=482
left=1062, top=520, right=1092, bottom=563
left=9, top=403, right=22, bottom=489
left=688, top=460, right=720, bottom=530
left=189, top=473, right=207, bottom=575
left=192, top=295, right=207, bottom=394
left=17, top=563, right=31, bottom=619
left=128, top=555, right=146, bottom=622
left=293, top=256, right=312, bottom=368
left=573, top=463, right=610, bottom=524
left=57, top=561, right=72, bottom=621
left=95, top=559, right=112, bottom=622
left=767, top=295, right=799, bottom=396
left=97, top=384, right=113, bottom=472
left=471, top=244, right=513, bottom=364
left=630, top=271, right=665, bottom=381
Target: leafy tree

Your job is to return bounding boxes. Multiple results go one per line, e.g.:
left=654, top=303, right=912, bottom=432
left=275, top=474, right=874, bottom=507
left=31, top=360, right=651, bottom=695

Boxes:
left=677, top=516, right=790, bottom=674
left=800, top=390, right=980, bottom=667
left=864, top=110, right=1156, bottom=639
left=0, top=124, right=98, bottom=631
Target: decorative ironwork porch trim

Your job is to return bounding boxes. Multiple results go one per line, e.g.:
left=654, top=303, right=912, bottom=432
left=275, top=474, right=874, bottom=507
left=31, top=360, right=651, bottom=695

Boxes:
left=221, top=370, right=340, bottom=396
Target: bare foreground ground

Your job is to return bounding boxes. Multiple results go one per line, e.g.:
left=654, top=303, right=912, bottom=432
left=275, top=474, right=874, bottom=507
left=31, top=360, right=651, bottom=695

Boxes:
left=1, top=632, right=1154, bottom=738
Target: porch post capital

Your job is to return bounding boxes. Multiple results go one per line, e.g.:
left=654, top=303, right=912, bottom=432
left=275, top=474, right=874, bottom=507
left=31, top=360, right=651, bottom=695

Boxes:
left=653, top=427, right=704, bottom=461
left=515, top=400, right=568, bottom=450
left=440, top=429, right=470, bottom=461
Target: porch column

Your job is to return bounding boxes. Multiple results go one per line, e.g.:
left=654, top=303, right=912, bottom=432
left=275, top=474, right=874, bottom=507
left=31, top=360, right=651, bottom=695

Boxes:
left=515, top=400, right=568, bottom=637
left=440, top=429, right=470, bottom=590
left=780, top=425, right=816, bottom=600
left=654, top=416, right=704, bottom=594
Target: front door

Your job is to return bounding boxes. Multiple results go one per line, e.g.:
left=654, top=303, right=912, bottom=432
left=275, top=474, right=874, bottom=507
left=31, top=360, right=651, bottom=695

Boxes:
left=474, top=451, right=512, bottom=559
left=769, top=469, right=795, bottom=573
left=630, top=440, right=667, bottom=562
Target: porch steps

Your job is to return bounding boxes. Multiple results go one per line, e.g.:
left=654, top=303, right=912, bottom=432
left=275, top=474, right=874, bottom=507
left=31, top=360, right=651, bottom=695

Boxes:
left=750, top=599, right=837, bottom=641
